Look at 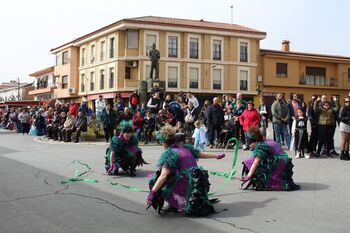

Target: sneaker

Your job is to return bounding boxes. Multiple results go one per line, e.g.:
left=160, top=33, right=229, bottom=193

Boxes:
left=295, top=152, right=301, bottom=159
left=305, top=153, right=310, bottom=159
left=242, top=144, right=247, bottom=150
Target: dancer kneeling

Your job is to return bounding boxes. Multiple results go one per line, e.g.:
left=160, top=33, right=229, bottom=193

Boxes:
left=147, top=125, right=225, bottom=216
left=105, top=122, right=145, bottom=177
left=241, top=126, right=300, bottom=191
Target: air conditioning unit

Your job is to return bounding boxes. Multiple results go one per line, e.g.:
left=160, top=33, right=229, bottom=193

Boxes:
left=68, top=88, right=76, bottom=94
left=128, top=60, right=138, bottom=68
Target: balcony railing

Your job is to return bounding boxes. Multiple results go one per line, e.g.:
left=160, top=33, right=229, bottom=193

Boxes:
left=299, top=77, right=338, bottom=87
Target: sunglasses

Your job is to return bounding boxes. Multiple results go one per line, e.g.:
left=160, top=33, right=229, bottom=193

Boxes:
left=345, top=101, right=350, bottom=103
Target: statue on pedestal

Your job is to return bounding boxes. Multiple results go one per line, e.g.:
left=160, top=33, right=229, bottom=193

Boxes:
left=148, top=43, right=160, bottom=81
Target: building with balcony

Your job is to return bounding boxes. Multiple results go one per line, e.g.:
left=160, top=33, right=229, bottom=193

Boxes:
left=0, top=83, right=33, bottom=102
left=28, top=66, right=56, bottom=101
left=260, top=40, right=350, bottom=104
left=50, top=16, right=266, bottom=105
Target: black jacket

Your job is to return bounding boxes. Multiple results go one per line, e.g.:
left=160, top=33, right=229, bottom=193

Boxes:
left=74, top=116, right=88, bottom=132
left=207, top=104, right=224, bottom=127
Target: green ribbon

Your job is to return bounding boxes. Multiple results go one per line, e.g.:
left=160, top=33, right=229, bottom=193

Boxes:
left=60, top=160, right=99, bottom=184
left=110, top=181, right=149, bottom=193
left=208, top=137, right=239, bottom=197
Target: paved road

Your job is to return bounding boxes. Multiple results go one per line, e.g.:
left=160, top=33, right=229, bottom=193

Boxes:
left=0, top=129, right=349, bottom=233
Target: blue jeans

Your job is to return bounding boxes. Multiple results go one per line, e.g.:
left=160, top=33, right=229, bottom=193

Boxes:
left=273, top=123, right=291, bottom=149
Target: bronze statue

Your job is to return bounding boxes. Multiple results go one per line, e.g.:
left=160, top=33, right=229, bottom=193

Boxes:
left=148, top=43, right=160, bottom=81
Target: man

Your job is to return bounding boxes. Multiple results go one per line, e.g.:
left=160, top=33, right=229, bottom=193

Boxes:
left=100, top=104, right=117, bottom=143
left=71, top=111, right=88, bottom=143
left=271, top=93, right=291, bottom=149
left=69, top=100, right=78, bottom=117
left=129, top=90, right=140, bottom=113
left=206, top=97, right=224, bottom=148
left=95, top=95, right=105, bottom=121
left=61, top=112, right=75, bottom=142
left=187, top=92, right=199, bottom=110
left=148, top=43, right=160, bottom=81
left=78, top=101, right=89, bottom=116
left=147, top=91, right=162, bottom=118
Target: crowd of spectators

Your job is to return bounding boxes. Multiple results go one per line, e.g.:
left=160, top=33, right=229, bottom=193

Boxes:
left=1, top=90, right=349, bottom=161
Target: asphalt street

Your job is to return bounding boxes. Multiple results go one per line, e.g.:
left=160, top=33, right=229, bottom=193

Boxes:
left=0, top=129, right=349, bottom=233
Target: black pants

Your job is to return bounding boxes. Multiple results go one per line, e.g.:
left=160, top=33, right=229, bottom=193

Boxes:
left=144, top=128, right=154, bottom=143
left=104, top=127, right=114, bottom=142
left=21, top=123, right=30, bottom=134
left=308, top=126, right=318, bottom=153
left=208, top=124, right=221, bottom=145
left=317, top=125, right=333, bottom=154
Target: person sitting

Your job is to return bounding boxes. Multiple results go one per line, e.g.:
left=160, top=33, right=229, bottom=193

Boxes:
left=70, top=111, right=88, bottom=143
left=105, top=122, right=146, bottom=177
left=241, top=126, right=300, bottom=191
left=61, top=112, right=75, bottom=142
left=132, top=110, right=144, bottom=141
left=147, top=125, right=225, bottom=216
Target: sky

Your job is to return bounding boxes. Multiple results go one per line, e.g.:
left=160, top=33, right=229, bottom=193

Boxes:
left=1, top=0, right=349, bottom=84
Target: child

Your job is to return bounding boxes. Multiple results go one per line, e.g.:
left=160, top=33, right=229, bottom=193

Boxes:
left=175, top=121, right=185, bottom=143
left=192, top=120, right=206, bottom=151
left=291, top=108, right=309, bottom=158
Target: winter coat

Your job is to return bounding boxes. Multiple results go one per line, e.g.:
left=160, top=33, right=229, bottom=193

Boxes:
left=239, top=108, right=261, bottom=131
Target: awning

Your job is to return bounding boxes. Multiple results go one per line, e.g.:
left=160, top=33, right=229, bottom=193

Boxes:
left=87, top=92, right=116, bottom=101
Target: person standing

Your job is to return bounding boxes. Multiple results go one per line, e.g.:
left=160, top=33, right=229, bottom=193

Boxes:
left=148, top=43, right=160, bottom=80
left=339, top=96, right=350, bottom=160
left=100, top=104, right=117, bottom=143
left=271, top=93, right=291, bottom=149
left=95, top=95, right=105, bottom=121
left=129, top=90, right=140, bottom=113
left=206, top=97, right=224, bottom=148
left=186, top=92, right=199, bottom=110
left=18, top=108, right=30, bottom=134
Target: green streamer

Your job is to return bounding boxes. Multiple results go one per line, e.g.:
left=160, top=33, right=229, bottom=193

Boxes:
left=110, top=181, right=149, bottom=193
left=60, top=160, right=98, bottom=184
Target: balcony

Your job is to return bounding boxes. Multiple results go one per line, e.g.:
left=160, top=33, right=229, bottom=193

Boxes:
left=299, top=76, right=338, bottom=87
left=29, top=87, right=55, bottom=95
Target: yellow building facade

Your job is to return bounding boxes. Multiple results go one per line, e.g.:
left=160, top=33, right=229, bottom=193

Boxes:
left=50, top=16, right=266, bottom=104
left=260, top=41, right=350, bottom=104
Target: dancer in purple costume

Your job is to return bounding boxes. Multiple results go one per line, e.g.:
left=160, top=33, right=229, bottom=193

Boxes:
left=147, top=125, right=225, bottom=216
left=241, top=126, right=299, bottom=191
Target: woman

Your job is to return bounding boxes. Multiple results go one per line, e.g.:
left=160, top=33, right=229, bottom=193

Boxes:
left=241, top=126, right=299, bottom=191
left=105, top=122, right=145, bottom=177
left=239, top=101, right=260, bottom=150
left=339, top=96, right=350, bottom=160
left=183, top=101, right=197, bottom=143
left=147, top=125, right=225, bottom=216
left=132, top=111, right=144, bottom=141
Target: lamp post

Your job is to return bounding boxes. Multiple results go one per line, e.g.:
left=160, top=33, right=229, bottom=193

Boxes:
left=230, top=5, right=233, bottom=24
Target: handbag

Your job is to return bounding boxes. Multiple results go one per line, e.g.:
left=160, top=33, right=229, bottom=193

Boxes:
left=185, top=112, right=194, bottom=123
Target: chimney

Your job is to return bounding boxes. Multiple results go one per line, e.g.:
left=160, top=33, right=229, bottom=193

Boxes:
left=282, top=40, right=290, bottom=52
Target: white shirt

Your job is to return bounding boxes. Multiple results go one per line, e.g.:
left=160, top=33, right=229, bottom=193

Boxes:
left=95, top=99, right=105, bottom=113
left=188, top=96, right=199, bottom=109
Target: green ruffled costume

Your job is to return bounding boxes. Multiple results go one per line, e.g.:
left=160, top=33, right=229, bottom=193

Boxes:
left=148, top=144, right=214, bottom=216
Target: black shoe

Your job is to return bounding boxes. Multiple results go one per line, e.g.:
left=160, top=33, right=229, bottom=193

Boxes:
left=340, top=151, right=350, bottom=161
left=74, top=140, right=79, bottom=143
left=129, top=168, right=136, bottom=177
left=330, top=150, right=339, bottom=156
left=164, top=206, right=178, bottom=213
left=326, top=153, right=333, bottom=158
left=315, top=153, right=321, bottom=158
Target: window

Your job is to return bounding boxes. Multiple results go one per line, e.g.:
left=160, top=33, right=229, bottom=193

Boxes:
left=276, top=63, right=288, bottom=77
left=81, top=48, right=86, bottom=66
left=125, top=67, right=131, bottom=79
left=189, top=38, right=199, bottom=59
left=240, top=70, right=248, bottom=91
left=240, top=42, right=248, bottom=62
left=61, top=75, right=68, bottom=89
left=109, top=67, right=114, bottom=88
left=62, top=51, right=69, bottom=64
left=146, top=34, right=156, bottom=55
left=109, top=37, right=115, bottom=58
left=189, top=67, right=199, bottom=89
left=90, top=44, right=96, bottom=63
left=306, top=67, right=326, bottom=86
left=100, top=70, right=105, bottom=90
left=80, top=74, right=85, bottom=92
left=127, top=30, right=139, bottom=49
left=213, top=69, right=221, bottom=89
left=90, top=72, right=95, bottom=91
left=168, top=36, right=178, bottom=58
left=348, top=68, right=350, bottom=80
left=213, top=40, right=221, bottom=60
left=100, top=41, right=105, bottom=61
left=168, top=67, right=178, bottom=88
left=55, top=53, right=61, bottom=66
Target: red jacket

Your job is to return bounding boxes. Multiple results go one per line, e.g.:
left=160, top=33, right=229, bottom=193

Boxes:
left=132, top=115, right=144, bottom=130
left=239, top=108, right=261, bottom=131
left=69, top=104, right=78, bottom=117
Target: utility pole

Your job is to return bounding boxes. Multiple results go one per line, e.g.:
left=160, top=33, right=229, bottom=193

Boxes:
left=230, top=5, right=233, bottom=24
left=17, top=77, right=20, bottom=100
